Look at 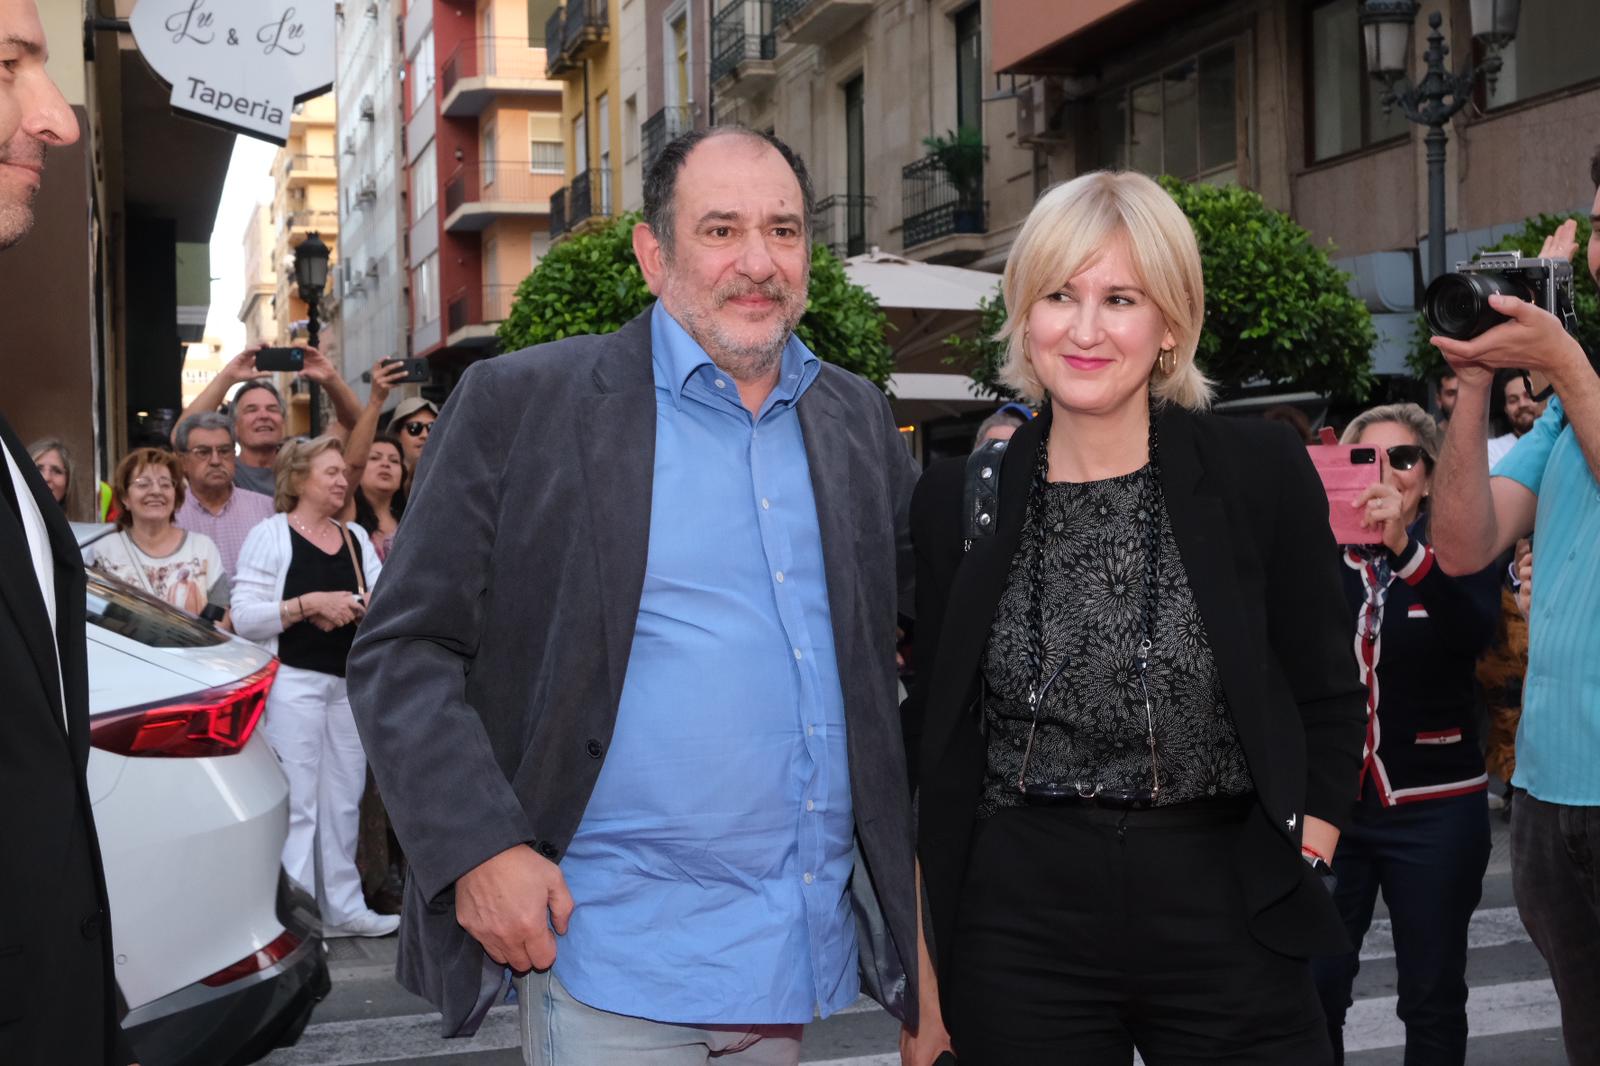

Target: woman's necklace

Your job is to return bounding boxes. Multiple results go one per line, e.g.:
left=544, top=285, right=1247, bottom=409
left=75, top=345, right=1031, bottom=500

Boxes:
left=289, top=511, right=337, bottom=545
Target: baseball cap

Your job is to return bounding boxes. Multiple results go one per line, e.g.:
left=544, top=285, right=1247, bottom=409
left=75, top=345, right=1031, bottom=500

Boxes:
left=392, top=397, right=439, bottom=423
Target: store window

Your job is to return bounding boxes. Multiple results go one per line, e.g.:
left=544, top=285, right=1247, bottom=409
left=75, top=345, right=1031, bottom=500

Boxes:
left=1307, top=0, right=1408, bottom=162
left=1483, top=3, right=1600, bottom=110
left=1097, top=42, right=1239, bottom=184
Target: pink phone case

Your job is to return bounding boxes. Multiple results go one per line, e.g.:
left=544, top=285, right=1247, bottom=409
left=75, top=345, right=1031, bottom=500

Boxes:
left=1309, top=439, right=1383, bottom=545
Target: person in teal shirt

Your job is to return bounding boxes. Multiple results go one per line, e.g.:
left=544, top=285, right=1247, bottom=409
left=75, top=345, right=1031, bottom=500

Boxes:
left=1428, top=158, right=1600, bottom=1066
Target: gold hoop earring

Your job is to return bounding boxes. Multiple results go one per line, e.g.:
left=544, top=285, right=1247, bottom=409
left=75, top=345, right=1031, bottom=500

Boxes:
left=1157, top=347, right=1177, bottom=376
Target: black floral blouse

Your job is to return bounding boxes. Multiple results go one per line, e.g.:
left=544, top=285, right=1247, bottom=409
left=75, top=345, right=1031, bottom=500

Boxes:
left=978, top=466, right=1255, bottom=816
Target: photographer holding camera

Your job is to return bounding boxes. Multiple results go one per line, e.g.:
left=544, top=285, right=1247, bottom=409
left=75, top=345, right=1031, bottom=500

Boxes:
left=1429, top=152, right=1600, bottom=1066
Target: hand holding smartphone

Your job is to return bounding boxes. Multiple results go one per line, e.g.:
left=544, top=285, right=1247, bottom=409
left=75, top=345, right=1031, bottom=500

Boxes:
left=254, top=346, right=305, bottom=372
left=1309, top=426, right=1384, bottom=545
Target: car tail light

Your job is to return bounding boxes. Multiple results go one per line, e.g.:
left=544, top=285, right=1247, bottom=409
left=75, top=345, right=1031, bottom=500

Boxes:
left=200, top=928, right=302, bottom=987
left=90, top=662, right=278, bottom=757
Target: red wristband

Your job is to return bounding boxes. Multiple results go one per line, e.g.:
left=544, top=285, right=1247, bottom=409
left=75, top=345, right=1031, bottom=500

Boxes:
left=1301, top=844, right=1329, bottom=864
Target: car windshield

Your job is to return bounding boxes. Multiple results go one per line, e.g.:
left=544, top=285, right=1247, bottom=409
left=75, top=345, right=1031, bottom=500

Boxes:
left=85, top=571, right=227, bottom=649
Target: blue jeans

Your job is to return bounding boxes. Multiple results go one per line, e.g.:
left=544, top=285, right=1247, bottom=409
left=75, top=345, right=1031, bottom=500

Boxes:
left=516, top=969, right=804, bottom=1066
left=1312, top=783, right=1491, bottom=1066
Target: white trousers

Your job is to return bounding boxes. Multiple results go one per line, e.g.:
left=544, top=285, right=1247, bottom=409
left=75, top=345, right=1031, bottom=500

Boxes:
left=260, top=664, right=368, bottom=926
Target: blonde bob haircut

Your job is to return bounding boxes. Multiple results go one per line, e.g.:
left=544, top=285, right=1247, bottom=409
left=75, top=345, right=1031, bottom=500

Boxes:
left=999, top=170, right=1213, bottom=410
left=273, top=435, right=346, bottom=514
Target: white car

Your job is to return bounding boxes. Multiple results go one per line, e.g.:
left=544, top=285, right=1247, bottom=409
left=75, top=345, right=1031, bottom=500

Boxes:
left=78, top=534, right=329, bottom=1066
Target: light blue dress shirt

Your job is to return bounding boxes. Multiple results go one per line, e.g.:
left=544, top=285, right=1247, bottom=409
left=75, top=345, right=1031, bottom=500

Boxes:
left=1494, top=394, right=1600, bottom=804
left=553, top=302, right=859, bottom=1024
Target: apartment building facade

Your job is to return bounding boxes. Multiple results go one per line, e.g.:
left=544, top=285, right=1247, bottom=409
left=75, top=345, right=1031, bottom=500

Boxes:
left=403, top=0, right=565, bottom=391
left=992, top=0, right=1600, bottom=377
left=547, top=0, right=632, bottom=238
left=337, top=0, right=412, bottom=391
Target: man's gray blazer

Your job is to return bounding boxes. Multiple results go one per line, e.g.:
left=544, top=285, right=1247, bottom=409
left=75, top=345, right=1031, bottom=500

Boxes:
left=346, top=309, right=922, bottom=1037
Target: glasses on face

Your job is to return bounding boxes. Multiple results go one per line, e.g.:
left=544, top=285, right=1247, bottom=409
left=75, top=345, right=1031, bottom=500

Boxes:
left=401, top=420, right=432, bottom=437
left=186, top=445, right=232, bottom=462
left=1386, top=445, right=1433, bottom=472
left=131, top=477, right=175, bottom=492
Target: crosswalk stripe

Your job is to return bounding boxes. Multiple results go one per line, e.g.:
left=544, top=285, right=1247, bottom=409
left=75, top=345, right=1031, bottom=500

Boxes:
left=1360, top=904, right=1528, bottom=960
left=1344, top=977, right=1560, bottom=1052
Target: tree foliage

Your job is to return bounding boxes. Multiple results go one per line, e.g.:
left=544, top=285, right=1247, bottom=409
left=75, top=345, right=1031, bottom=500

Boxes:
left=497, top=212, right=895, bottom=388
left=944, top=178, right=1379, bottom=402
left=1406, top=211, right=1599, bottom=380
left=943, top=288, right=1014, bottom=402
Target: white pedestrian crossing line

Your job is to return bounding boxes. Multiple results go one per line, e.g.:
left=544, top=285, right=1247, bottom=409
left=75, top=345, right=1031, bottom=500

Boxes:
left=263, top=908, right=1551, bottom=1065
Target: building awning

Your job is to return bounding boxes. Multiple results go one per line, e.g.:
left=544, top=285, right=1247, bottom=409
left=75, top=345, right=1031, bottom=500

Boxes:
left=993, top=0, right=1212, bottom=75
left=842, top=249, right=1001, bottom=375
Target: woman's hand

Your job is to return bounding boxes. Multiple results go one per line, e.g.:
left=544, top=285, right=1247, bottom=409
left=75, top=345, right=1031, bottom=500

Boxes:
left=368, top=358, right=410, bottom=406
left=300, top=590, right=366, bottom=630
left=1354, top=481, right=1410, bottom=556
left=1515, top=538, right=1533, bottom=619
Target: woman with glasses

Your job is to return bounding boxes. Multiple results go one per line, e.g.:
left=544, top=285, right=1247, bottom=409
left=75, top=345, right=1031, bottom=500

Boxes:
left=903, top=171, right=1365, bottom=1066
left=1313, top=403, right=1502, bottom=1065
left=90, top=447, right=227, bottom=617
left=389, top=396, right=436, bottom=471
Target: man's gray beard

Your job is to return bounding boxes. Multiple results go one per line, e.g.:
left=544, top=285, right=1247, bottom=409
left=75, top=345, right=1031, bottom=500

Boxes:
left=668, top=278, right=808, bottom=382
left=0, top=202, right=35, bottom=250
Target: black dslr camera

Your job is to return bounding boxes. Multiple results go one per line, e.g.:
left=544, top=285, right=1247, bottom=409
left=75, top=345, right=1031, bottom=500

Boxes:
left=1423, top=251, right=1579, bottom=341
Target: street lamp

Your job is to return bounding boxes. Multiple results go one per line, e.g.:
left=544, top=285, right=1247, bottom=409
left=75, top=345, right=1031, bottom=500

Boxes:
left=292, top=232, right=331, bottom=436
left=1358, top=1, right=1519, bottom=285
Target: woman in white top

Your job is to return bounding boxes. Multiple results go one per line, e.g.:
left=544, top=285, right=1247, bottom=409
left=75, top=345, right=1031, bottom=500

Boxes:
left=91, top=447, right=227, bottom=617
left=232, top=436, right=394, bottom=938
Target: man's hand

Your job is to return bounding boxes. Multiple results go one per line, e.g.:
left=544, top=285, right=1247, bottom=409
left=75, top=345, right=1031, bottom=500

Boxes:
left=1431, top=295, right=1588, bottom=390
left=221, top=345, right=264, bottom=386
left=298, top=346, right=338, bottom=385
left=1538, top=218, right=1580, bottom=262
left=456, top=844, right=574, bottom=972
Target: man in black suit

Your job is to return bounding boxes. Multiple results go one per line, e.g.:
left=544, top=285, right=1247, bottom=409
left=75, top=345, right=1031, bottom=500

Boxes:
left=0, top=1, right=135, bottom=1062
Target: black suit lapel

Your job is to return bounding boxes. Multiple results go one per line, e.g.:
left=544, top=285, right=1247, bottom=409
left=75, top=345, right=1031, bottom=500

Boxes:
left=1155, top=406, right=1267, bottom=764
left=573, top=312, right=658, bottom=710
left=0, top=414, right=70, bottom=737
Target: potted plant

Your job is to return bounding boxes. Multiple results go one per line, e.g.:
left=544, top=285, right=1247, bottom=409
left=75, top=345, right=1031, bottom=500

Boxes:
left=922, top=126, right=985, bottom=232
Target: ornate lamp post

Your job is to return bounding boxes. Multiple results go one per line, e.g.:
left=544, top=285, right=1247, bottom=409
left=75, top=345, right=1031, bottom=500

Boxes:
left=1359, top=2, right=1520, bottom=284
left=292, top=232, right=331, bottom=436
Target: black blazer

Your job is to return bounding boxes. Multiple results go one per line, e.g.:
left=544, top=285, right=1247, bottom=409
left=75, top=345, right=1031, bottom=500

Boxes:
left=907, top=405, right=1366, bottom=988
left=0, top=414, right=132, bottom=1065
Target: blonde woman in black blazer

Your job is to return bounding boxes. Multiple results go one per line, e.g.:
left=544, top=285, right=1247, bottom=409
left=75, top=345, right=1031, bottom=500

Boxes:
left=902, top=172, right=1366, bottom=1066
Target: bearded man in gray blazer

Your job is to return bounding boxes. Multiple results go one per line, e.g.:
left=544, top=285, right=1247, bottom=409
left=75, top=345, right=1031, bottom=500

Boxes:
left=348, top=127, right=947, bottom=1065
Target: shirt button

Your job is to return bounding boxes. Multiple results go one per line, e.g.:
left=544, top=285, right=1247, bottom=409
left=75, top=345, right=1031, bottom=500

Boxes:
left=803, top=872, right=814, bottom=885
left=761, top=498, right=771, bottom=510
left=775, top=570, right=785, bottom=583
left=806, top=724, right=815, bottom=737
left=714, top=378, right=726, bottom=389
left=793, top=647, right=803, bottom=661
left=806, top=799, right=815, bottom=811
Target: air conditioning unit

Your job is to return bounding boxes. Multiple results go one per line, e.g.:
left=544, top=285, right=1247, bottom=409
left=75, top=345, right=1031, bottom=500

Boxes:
left=360, top=95, right=375, bottom=121
left=343, top=132, right=356, bottom=155
left=1015, top=77, right=1069, bottom=147
left=359, top=175, right=378, bottom=203
left=366, top=258, right=381, bottom=278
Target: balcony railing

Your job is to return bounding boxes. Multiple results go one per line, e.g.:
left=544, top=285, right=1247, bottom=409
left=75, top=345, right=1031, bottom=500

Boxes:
left=641, top=105, right=694, bottom=177
left=441, top=37, right=551, bottom=97
left=561, top=0, right=608, bottom=57
left=813, top=193, right=873, bottom=258
left=443, top=163, right=565, bottom=217
left=568, top=168, right=612, bottom=228
left=711, top=0, right=775, bottom=85
left=287, top=210, right=341, bottom=231
left=772, top=0, right=808, bottom=20
left=901, top=147, right=986, bottom=249
left=544, top=6, right=570, bottom=76
left=281, top=154, right=336, bottom=179
left=772, top=0, right=871, bottom=42
left=550, top=186, right=568, bottom=237
left=447, top=283, right=520, bottom=332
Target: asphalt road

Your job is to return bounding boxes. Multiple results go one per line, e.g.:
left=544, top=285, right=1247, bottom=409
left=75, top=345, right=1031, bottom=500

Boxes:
left=261, top=808, right=1568, bottom=1066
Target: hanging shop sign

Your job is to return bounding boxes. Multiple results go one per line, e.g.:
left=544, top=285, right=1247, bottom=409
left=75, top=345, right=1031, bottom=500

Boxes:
left=128, top=0, right=334, bottom=145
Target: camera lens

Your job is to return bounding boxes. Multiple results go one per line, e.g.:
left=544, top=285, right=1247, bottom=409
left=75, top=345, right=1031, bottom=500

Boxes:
left=1423, top=271, right=1533, bottom=340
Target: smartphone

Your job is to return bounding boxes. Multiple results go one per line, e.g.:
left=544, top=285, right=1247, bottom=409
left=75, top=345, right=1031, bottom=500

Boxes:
left=1310, top=430, right=1383, bottom=545
left=363, top=357, right=430, bottom=384
left=255, top=346, right=304, bottom=372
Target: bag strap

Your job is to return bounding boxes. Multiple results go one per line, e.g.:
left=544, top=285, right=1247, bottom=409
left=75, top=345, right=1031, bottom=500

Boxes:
left=339, top=523, right=368, bottom=598
left=962, top=438, right=1008, bottom=552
